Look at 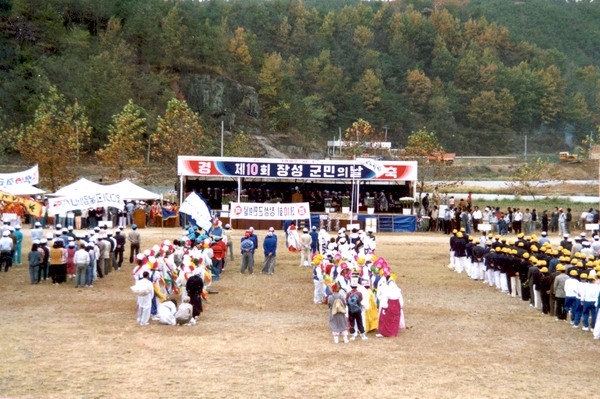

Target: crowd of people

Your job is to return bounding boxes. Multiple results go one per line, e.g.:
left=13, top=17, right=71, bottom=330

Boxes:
left=127, top=218, right=408, bottom=340
left=309, top=227, right=406, bottom=343
left=0, top=197, right=179, bottom=231
left=448, top=228, right=600, bottom=340
left=5, top=221, right=142, bottom=287
left=418, top=189, right=599, bottom=237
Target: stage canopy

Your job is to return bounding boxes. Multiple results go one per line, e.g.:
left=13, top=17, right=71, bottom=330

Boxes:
left=48, top=178, right=104, bottom=197
left=106, top=180, right=161, bottom=201
left=1, top=184, right=45, bottom=196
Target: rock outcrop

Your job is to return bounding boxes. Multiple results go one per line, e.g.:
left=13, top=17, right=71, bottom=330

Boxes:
left=180, top=74, right=261, bottom=130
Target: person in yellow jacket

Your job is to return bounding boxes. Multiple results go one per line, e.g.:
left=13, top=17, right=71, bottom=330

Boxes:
left=361, top=279, right=379, bottom=333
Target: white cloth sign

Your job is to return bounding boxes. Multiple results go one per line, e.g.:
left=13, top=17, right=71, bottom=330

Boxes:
left=179, top=192, right=213, bottom=232
left=0, top=165, right=39, bottom=187
left=47, top=191, right=124, bottom=215
left=229, top=202, right=311, bottom=220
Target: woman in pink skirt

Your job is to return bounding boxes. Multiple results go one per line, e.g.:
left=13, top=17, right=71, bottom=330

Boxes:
left=376, top=275, right=405, bottom=337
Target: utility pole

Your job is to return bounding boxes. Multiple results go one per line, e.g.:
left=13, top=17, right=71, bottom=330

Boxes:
left=221, top=120, right=224, bottom=157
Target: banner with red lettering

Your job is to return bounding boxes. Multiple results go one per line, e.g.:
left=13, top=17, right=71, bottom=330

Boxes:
left=0, top=165, right=39, bottom=188
left=178, top=156, right=417, bottom=181
left=229, top=202, right=311, bottom=220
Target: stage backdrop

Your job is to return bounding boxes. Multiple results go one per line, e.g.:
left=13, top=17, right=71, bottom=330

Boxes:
left=178, top=156, right=417, bottom=181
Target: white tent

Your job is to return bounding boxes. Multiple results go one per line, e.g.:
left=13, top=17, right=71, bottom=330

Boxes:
left=49, top=178, right=105, bottom=197
left=106, top=180, right=161, bottom=201
left=1, top=184, right=46, bottom=196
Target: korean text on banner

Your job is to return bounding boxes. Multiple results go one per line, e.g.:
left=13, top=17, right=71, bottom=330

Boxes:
left=0, top=165, right=39, bottom=187
left=229, top=202, right=311, bottom=220
left=48, top=191, right=123, bottom=215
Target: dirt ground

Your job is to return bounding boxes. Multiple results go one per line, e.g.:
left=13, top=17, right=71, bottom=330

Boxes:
left=1, top=227, right=599, bottom=399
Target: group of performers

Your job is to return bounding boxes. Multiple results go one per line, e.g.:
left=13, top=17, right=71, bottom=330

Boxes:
left=448, top=228, right=600, bottom=340
left=130, top=233, right=218, bottom=327
left=309, top=227, right=406, bottom=343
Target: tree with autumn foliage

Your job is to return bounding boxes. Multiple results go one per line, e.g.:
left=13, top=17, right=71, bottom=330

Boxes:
left=224, top=130, right=262, bottom=157
left=402, top=128, right=457, bottom=197
left=16, top=87, right=91, bottom=191
left=151, top=98, right=208, bottom=176
left=97, top=100, right=147, bottom=181
left=343, top=119, right=384, bottom=158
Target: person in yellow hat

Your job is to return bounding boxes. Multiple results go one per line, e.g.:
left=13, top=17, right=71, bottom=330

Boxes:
left=539, top=266, right=552, bottom=314
left=448, top=229, right=459, bottom=271
left=527, top=258, right=543, bottom=309
left=565, top=270, right=583, bottom=327
left=552, top=264, right=569, bottom=321
left=453, top=231, right=468, bottom=274
left=579, top=274, right=599, bottom=331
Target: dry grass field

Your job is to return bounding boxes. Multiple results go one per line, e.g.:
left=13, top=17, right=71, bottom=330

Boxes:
left=1, top=227, right=599, bottom=399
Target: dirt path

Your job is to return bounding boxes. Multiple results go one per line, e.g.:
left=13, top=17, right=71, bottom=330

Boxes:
left=0, top=228, right=598, bottom=398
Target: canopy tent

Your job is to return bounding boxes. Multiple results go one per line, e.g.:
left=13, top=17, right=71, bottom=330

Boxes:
left=1, top=184, right=46, bottom=196
left=106, top=180, right=161, bottom=201
left=48, top=178, right=104, bottom=197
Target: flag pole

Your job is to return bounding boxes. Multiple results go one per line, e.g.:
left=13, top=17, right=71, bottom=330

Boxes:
left=161, top=193, right=164, bottom=237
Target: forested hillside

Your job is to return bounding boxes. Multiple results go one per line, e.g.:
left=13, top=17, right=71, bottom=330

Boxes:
left=1, top=0, right=600, bottom=167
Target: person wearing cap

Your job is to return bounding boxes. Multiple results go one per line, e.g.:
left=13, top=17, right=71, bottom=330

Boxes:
left=299, top=227, right=312, bottom=267
left=261, top=230, right=277, bottom=275
left=210, top=236, right=226, bottom=280
left=31, top=221, right=44, bottom=242
left=66, top=240, right=77, bottom=279
left=10, top=224, right=22, bottom=265
left=66, top=225, right=76, bottom=240
left=131, top=271, right=154, bottom=326
left=0, top=230, right=14, bottom=272
left=240, top=231, right=255, bottom=275
left=28, top=240, right=44, bottom=284
left=73, top=243, right=90, bottom=288
left=453, top=232, right=467, bottom=274
left=365, top=229, right=376, bottom=252
left=49, top=239, right=67, bottom=284
left=224, top=224, right=234, bottom=262
left=327, top=283, right=349, bottom=344
left=553, top=265, right=569, bottom=320
left=376, top=274, right=405, bottom=337
left=538, top=231, right=550, bottom=246
left=114, top=229, right=126, bottom=270
left=286, top=222, right=300, bottom=253
left=38, top=238, right=50, bottom=282
left=97, top=235, right=109, bottom=278
left=564, top=270, right=581, bottom=325
left=539, top=266, right=552, bottom=314
left=85, top=242, right=97, bottom=288
left=210, top=219, right=223, bottom=241
left=579, top=274, right=599, bottom=331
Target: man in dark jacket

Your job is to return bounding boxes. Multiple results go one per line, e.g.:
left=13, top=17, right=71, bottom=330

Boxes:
left=261, top=231, right=278, bottom=275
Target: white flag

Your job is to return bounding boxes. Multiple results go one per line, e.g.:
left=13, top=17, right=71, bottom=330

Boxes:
left=179, top=192, right=212, bottom=231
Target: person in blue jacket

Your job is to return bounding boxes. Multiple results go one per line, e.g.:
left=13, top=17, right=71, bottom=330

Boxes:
left=261, top=228, right=278, bottom=275
left=309, top=226, right=319, bottom=255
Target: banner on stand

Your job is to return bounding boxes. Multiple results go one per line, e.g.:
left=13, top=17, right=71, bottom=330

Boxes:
left=229, top=202, right=310, bottom=220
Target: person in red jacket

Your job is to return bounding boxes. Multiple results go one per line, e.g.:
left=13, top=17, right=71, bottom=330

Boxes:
left=211, top=237, right=226, bottom=281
